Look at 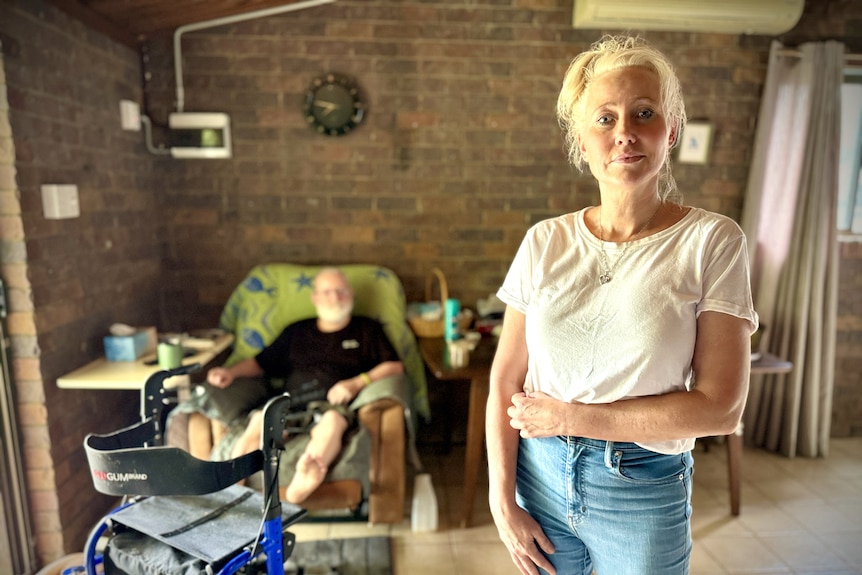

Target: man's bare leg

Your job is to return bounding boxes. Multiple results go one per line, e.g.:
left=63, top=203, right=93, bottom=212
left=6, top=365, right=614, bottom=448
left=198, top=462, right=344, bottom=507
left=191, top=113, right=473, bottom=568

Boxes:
left=230, top=410, right=264, bottom=460
left=285, top=410, right=348, bottom=503
left=211, top=419, right=228, bottom=447
left=188, top=412, right=214, bottom=460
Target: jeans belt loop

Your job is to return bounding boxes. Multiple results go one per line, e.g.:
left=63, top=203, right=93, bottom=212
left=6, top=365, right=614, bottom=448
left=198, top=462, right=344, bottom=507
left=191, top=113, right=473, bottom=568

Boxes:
left=604, top=440, right=615, bottom=468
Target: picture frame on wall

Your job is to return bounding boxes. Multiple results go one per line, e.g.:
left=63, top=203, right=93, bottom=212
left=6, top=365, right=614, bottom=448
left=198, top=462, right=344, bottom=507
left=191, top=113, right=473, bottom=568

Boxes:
left=677, top=122, right=714, bottom=164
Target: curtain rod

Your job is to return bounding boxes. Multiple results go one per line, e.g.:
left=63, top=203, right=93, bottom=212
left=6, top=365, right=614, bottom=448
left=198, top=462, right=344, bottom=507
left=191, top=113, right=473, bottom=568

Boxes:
left=776, top=48, right=862, bottom=63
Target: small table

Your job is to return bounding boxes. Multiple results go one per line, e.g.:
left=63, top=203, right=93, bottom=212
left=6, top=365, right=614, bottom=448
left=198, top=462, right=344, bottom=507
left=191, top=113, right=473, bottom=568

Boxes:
left=57, top=332, right=234, bottom=390
left=725, top=351, right=793, bottom=515
left=418, top=336, right=496, bottom=528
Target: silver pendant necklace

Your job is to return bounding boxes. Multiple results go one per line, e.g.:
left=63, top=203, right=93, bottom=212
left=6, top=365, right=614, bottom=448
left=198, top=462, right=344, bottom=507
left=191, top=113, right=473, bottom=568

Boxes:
left=597, top=203, right=662, bottom=285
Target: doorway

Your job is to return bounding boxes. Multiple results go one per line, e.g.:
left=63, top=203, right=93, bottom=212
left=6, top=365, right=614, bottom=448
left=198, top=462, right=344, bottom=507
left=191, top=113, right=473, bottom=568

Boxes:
left=0, top=278, right=36, bottom=574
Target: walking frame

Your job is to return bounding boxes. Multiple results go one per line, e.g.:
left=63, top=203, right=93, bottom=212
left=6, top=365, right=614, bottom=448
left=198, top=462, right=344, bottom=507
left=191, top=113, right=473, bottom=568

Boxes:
left=81, top=363, right=307, bottom=575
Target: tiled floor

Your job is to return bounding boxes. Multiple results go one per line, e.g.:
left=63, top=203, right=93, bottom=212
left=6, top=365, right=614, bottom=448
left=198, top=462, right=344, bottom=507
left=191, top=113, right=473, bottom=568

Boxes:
left=288, top=437, right=862, bottom=574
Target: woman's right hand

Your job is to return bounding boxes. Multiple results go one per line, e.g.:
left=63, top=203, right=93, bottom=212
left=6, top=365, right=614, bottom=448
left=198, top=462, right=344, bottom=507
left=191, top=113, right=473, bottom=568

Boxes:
left=206, top=367, right=234, bottom=388
left=491, top=502, right=556, bottom=575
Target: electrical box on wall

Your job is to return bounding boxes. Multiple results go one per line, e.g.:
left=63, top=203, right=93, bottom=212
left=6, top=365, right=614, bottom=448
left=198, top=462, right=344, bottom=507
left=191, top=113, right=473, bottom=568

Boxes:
left=41, top=184, right=80, bottom=219
left=119, top=100, right=141, bottom=131
left=168, top=112, right=232, bottom=159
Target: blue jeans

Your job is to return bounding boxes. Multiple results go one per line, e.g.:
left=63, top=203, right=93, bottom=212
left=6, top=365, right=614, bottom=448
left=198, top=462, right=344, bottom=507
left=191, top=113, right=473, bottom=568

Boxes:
left=516, top=436, right=693, bottom=575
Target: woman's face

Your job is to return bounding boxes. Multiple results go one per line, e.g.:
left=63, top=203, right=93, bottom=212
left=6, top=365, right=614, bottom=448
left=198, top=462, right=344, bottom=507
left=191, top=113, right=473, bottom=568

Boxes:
left=578, top=66, right=675, bottom=192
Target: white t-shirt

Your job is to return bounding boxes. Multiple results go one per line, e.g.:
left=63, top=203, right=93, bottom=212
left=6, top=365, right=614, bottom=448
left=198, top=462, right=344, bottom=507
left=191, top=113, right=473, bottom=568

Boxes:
left=497, top=207, right=759, bottom=455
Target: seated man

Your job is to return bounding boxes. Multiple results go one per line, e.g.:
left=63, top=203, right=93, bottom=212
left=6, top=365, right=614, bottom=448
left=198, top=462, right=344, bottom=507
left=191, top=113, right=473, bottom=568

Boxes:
left=206, top=267, right=404, bottom=503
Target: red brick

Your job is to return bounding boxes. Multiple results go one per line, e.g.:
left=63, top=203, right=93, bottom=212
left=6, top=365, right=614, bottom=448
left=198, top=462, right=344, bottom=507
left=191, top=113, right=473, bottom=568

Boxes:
left=6, top=311, right=36, bottom=334
left=396, top=112, right=439, bottom=129
left=12, top=357, right=43, bottom=384
left=29, top=489, right=59, bottom=512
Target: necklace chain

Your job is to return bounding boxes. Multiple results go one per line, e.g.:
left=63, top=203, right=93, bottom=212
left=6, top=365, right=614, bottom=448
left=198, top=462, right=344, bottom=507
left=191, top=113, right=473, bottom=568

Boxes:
left=597, top=203, right=662, bottom=285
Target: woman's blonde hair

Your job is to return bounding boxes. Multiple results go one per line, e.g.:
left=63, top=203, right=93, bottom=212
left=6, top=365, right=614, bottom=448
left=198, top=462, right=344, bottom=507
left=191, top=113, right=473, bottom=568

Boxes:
left=556, top=35, right=687, bottom=201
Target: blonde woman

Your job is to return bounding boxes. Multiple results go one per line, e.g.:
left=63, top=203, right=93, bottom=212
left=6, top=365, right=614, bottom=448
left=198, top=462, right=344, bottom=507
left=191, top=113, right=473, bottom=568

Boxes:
left=487, top=36, right=758, bottom=575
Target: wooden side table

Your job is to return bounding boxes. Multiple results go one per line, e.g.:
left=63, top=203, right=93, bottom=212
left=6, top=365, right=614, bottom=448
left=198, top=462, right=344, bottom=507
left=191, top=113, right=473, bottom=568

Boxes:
left=726, top=352, right=792, bottom=515
left=57, top=332, right=234, bottom=391
left=418, top=336, right=496, bottom=528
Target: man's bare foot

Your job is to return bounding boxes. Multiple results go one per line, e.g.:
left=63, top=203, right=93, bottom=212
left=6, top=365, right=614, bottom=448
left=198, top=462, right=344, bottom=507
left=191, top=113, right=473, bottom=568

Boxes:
left=285, top=452, right=328, bottom=503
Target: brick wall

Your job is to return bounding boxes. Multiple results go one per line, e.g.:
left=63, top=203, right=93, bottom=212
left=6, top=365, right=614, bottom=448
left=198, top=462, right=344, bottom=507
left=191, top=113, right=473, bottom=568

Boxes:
left=835, top=241, right=862, bottom=436
left=1, top=0, right=861, bottom=567
left=0, top=0, right=166, bottom=563
left=0, top=40, right=38, bottom=574
left=147, top=3, right=771, bottom=329
left=144, top=0, right=862, bottom=435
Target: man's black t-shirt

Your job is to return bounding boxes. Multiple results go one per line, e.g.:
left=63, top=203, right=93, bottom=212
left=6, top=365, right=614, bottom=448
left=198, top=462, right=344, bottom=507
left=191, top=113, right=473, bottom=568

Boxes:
left=254, top=316, right=399, bottom=391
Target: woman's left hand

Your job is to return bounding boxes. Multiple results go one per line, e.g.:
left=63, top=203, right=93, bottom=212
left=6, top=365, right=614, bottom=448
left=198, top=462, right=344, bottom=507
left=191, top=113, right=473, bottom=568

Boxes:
left=507, top=391, right=567, bottom=438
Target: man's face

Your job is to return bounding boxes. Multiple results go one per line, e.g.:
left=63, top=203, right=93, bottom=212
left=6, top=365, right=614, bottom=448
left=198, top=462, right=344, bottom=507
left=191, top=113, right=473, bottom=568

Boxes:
left=311, top=271, right=354, bottom=325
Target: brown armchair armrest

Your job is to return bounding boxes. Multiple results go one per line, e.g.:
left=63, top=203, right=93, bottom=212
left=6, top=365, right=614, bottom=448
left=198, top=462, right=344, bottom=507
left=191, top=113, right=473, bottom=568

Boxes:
left=358, top=399, right=406, bottom=524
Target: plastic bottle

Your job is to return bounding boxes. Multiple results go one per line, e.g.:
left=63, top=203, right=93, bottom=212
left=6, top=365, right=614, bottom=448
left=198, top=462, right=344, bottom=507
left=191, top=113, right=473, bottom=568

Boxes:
left=444, top=298, right=461, bottom=342
left=410, top=473, right=439, bottom=532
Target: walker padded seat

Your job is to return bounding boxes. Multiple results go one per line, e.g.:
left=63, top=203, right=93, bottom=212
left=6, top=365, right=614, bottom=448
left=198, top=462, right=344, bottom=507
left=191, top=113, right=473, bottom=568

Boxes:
left=102, top=485, right=305, bottom=573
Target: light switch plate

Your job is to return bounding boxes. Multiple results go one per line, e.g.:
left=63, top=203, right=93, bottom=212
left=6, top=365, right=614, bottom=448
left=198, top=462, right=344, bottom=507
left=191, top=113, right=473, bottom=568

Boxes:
left=41, top=184, right=80, bottom=219
left=120, top=100, right=141, bottom=131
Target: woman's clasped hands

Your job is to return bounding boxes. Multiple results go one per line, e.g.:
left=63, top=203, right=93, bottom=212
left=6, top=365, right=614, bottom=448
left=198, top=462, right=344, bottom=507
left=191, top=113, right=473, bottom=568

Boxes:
left=507, top=391, right=569, bottom=439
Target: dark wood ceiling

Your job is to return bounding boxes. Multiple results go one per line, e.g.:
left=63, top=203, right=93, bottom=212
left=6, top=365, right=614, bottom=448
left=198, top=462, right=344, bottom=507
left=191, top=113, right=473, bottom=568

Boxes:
left=45, top=0, right=314, bottom=47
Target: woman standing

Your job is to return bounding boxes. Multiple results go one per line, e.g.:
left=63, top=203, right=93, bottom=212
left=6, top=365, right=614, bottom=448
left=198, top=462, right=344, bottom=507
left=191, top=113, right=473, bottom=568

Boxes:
left=487, top=35, right=758, bottom=575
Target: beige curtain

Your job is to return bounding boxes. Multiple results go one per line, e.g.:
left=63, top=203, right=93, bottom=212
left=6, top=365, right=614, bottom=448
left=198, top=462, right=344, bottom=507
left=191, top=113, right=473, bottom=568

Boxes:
left=739, top=40, right=844, bottom=458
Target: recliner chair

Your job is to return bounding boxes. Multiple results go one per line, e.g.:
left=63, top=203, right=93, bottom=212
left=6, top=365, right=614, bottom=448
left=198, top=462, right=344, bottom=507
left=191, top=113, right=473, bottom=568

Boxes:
left=166, top=263, right=428, bottom=524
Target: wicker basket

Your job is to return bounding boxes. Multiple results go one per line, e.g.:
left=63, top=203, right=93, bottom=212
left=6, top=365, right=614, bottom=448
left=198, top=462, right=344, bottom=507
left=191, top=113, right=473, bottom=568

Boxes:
left=408, top=268, right=471, bottom=338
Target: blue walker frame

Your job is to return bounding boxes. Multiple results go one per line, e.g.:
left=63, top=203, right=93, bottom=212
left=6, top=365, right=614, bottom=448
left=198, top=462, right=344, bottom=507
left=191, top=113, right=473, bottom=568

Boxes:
left=81, top=364, right=305, bottom=575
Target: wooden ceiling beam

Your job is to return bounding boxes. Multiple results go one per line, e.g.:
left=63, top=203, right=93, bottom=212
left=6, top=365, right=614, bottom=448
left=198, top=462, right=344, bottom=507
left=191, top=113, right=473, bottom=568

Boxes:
left=45, top=0, right=140, bottom=48
left=84, top=0, right=307, bottom=37
left=47, top=0, right=315, bottom=42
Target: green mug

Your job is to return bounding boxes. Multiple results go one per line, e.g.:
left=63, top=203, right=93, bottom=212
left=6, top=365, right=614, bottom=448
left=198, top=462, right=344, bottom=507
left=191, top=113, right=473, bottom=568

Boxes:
left=157, top=342, right=183, bottom=370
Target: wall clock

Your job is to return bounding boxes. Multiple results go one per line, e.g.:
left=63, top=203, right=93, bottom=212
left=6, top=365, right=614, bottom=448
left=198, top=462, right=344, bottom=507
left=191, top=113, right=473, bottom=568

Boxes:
left=303, top=73, right=366, bottom=136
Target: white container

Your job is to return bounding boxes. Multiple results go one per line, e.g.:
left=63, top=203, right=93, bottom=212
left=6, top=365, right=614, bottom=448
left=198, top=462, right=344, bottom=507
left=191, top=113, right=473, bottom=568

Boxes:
left=410, top=473, right=439, bottom=532
left=448, top=340, right=471, bottom=368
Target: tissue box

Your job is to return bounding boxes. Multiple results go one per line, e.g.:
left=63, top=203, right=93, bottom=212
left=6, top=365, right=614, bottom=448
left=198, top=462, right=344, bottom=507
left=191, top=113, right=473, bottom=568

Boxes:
left=104, top=329, right=152, bottom=362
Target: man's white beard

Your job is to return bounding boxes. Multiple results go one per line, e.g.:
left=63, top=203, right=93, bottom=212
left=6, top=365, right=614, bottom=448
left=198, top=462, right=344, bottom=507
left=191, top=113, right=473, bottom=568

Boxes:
left=317, top=301, right=353, bottom=325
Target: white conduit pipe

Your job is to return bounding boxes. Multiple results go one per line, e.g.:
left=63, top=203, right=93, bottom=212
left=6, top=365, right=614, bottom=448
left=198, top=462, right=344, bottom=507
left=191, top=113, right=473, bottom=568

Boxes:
left=173, top=0, right=336, bottom=112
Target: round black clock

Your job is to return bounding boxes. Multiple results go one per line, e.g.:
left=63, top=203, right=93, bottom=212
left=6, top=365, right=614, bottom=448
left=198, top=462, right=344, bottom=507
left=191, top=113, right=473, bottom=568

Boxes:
left=303, top=73, right=365, bottom=136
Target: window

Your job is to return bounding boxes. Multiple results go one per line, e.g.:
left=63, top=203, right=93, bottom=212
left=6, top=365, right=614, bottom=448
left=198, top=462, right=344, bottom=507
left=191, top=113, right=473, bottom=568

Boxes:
left=838, top=67, right=862, bottom=241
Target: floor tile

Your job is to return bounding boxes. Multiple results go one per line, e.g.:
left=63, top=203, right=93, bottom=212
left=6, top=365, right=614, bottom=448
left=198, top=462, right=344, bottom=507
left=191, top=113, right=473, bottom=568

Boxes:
left=758, top=533, right=850, bottom=571
left=288, top=521, right=331, bottom=542
left=778, top=501, right=861, bottom=533
left=691, top=505, right=755, bottom=539
left=691, top=541, right=727, bottom=574
left=451, top=541, right=521, bottom=575
left=391, top=540, right=456, bottom=575
left=823, top=531, right=862, bottom=566
left=697, top=535, right=789, bottom=572
left=735, top=504, right=807, bottom=535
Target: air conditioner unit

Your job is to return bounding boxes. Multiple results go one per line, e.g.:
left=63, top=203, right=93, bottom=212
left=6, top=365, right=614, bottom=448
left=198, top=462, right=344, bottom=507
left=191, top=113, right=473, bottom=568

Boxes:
left=572, top=0, right=805, bottom=35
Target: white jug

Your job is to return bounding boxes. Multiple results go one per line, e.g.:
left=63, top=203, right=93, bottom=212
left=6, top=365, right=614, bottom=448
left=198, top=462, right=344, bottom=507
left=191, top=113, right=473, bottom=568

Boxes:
left=410, top=473, right=439, bottom=532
